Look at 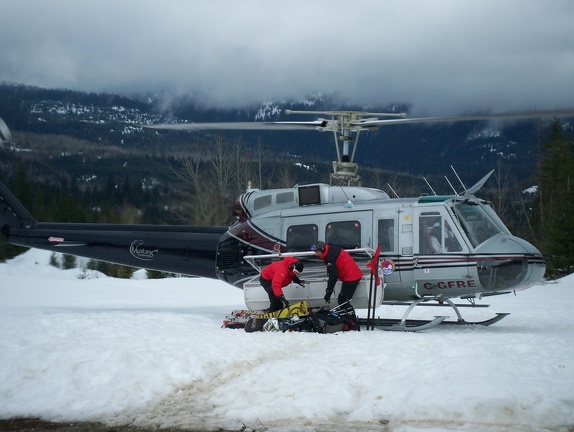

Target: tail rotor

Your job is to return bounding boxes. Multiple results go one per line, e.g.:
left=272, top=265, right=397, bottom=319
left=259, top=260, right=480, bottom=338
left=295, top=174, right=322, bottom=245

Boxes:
left=0, top=117, right=13, bottom=144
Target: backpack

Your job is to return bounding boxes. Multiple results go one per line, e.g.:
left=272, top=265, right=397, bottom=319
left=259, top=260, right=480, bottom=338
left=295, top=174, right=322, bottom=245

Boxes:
left=243, top=302, right=360, bottom=333
left=308, top=303, right=360, bottom=333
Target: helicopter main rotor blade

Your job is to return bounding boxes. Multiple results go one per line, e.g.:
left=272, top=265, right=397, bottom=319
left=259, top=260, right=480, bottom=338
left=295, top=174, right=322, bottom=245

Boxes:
left=285, top=109, right=406, bottom=117
left=142, top=108, right=574, bottom=134
left=143, top=120, right=328, bottom=131
left=352, top=109, right=574, bottom=129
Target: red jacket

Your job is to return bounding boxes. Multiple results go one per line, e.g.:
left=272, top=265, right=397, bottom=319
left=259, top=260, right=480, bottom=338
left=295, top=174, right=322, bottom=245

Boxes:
left=261, top=256, right=300, bottom=297
left=319, top=244, right=364, bottom=292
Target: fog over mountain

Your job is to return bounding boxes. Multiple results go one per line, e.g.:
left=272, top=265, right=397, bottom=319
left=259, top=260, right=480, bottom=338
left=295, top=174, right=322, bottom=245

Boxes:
left=5, top=83, right=567, bottom=186
left=2, top=1, right=574, bottom=114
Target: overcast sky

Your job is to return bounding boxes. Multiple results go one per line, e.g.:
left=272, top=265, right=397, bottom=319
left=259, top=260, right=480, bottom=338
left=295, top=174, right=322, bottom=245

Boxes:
left=1, top=0, right=573, bottom=114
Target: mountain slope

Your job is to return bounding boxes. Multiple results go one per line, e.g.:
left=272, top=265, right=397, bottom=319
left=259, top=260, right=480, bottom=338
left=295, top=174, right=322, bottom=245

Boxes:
left=1, top=82, right=570, bottom=190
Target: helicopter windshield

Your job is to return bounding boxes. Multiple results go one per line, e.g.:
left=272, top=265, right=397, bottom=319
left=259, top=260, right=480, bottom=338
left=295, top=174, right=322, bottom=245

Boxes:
left=451, top=199, right=510, bottom=248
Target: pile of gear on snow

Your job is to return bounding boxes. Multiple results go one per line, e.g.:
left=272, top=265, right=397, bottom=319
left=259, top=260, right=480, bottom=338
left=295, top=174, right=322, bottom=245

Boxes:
left=222, top=301, right=360, bottom=333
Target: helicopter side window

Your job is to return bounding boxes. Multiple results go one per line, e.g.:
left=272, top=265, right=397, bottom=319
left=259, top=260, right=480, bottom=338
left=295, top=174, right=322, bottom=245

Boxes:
left=286, top=224, right=318, bottom=252
left=253, top=194, right=272, bottom=211
left=276, top=191, right=295, bottom=204
left=325, top=221, right=361, bottom=249
left=377, top=219, right=395, bottom=252
left=419, top=212, right=443, bottom=254
left=419, top=213, right=463, bottom=254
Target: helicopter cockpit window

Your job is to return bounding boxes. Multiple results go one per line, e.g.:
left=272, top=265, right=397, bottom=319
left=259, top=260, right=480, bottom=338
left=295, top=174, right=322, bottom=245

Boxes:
left=286, top=224, right=318, bottom=251
left=325, top=221, right=361, bottom=249
left=452, top=201, right=506, bottom=248
left=378, top=219, right=395, bottom=252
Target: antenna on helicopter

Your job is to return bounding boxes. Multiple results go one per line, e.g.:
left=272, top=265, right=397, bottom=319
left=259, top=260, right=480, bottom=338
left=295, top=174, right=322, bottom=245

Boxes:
left=423, top=177, right=437, bottom=196
left=444, top=176, right=458, bottom=194
left=451, top=165, right=467, bottom=191
left=387, top=183, right=400, bottom=198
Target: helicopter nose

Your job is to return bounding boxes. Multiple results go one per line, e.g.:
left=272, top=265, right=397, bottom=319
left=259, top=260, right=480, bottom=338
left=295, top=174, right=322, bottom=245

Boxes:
left=474, top=235, right=546, bottom=293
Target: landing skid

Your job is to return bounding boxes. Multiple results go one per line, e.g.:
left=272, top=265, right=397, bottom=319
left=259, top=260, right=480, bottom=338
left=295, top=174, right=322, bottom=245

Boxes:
left=360, top=298, right=510, bottom=332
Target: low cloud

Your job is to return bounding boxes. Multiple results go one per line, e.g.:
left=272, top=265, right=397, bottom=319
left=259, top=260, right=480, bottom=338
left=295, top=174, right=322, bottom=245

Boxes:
left=2, top=0, right=573, bottom=113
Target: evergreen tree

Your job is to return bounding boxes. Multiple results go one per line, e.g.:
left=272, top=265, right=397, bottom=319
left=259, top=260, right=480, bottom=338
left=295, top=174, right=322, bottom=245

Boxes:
left=533, top=120, right=574, bottom=277
left=62, top=254, right=77, bottom=270
left=14, top=165, right=33, bottom=210
left=49, top=253, right=60, bottom=268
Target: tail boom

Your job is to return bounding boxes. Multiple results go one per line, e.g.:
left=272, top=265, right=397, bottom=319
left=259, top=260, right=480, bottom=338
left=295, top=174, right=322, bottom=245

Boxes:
left=1, top=179, right=225, bottom=278
left=5, top=222, right=226, bottom=278
left=0, top=180, right=37, bottom=235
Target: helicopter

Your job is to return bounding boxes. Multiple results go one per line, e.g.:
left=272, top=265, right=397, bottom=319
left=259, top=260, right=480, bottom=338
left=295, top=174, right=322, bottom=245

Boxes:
left=0, top=109, right=572, bottom=330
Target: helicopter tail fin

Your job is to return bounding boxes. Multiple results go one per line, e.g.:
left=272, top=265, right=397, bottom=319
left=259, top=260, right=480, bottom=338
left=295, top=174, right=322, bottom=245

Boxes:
left=0, top=179, right=37, bottom=237
left=0, top=117, right=36, bottom=237
left=461, top=169, right=494, bottom=196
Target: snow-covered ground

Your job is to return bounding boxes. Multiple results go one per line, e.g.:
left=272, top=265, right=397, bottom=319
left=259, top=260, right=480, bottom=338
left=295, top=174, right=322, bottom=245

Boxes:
left=0, top=249, right=573, bottom=432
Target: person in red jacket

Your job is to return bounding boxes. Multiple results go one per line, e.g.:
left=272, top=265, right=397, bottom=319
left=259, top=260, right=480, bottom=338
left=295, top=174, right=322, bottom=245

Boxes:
left=260, top=257, right=305, bottom=312
left=311, top=241, right=364, bottom=305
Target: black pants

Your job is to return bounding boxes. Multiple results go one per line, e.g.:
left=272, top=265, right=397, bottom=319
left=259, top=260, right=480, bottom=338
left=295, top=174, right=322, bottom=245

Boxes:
left=338, top=279, right=361, bottom=305
left=260, top=276, right=283, bottom=311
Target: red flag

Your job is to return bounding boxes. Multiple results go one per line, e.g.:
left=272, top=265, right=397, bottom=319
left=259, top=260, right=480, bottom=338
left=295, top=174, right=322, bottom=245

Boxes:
left=366, top=244, right=381, bottom=286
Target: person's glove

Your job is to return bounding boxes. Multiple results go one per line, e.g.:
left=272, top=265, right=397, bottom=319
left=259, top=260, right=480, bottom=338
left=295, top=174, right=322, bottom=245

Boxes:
left=324, top=289, right=333, bottom=303
left=297, top=279, right=308, bottom=287
left=278, top=295, right=290, bottom=309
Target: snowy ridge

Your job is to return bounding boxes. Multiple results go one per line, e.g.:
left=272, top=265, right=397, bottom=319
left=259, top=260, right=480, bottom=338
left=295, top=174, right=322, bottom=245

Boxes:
left=0, top=249, right=573, bottom=431
left=467, top=129, right=503, bottom=140
left=29, top=99, right=163, bottom=132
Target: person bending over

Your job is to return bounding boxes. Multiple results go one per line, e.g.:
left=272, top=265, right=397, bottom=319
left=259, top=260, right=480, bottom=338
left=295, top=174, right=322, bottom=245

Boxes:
left=260, top=257, right=304, bottom=312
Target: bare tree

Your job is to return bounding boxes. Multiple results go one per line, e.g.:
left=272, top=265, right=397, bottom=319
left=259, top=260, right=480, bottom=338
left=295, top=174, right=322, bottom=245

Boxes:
left=210, top=134, right=232, bottom=195
left=173, top=135, right=260, bottom=226
left=488, top=160, right=518, bottom=230
left=174, top=156, right=220, bottom=225
left=278, top=163, right=294, bottom=189
left=230, top=137, right=255, bottom=193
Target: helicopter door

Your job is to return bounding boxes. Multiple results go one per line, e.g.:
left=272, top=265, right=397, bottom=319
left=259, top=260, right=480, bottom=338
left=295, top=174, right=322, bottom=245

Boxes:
left=322, top=211, right=373, bottom=249
left=374, top=211, right=402, bottom=293
left=280, top=211, right=374, bottom=306
left=413, top=210, right=471, bottom=298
